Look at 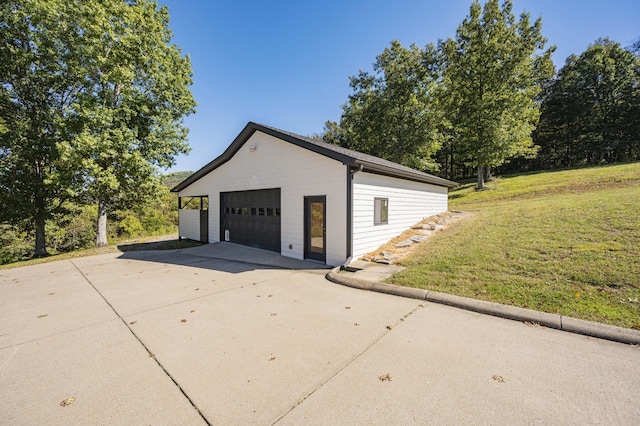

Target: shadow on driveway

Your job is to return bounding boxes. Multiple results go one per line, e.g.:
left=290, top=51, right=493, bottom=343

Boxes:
left=116, top=241, right=331, bottom=274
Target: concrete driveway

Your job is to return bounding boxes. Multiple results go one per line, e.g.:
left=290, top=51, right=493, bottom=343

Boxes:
left=1, top=243, right=639, bottom=425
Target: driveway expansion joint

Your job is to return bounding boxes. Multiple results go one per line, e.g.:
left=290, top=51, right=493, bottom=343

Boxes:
left=69, top=260, right=213, bottom=426
left=326, top=266, right=640, bottom=345
left=271, top=304, right=422, bottom=425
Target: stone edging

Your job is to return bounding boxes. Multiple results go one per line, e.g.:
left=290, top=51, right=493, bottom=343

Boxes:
left=326, top=267, right=640, bottom=346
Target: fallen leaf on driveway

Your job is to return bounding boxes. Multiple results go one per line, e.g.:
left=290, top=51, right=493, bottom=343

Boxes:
left=378, top=373, right=393, bottom=382
left=386, top=325, right=393, bottom=330
left=270, top=313, right=277, bottom=316
left=180, top=319, right=187, bottom=323
left=37, top=314, right=48, bottom=318
left=268, top=356, right=276, bottom=361
left=129, top=321, right=137, bottom=325
left=60, top=397, right=75, bottom=407
left=492, top=375, right=505, bottom=383
left=190, top=310, right=196, bottom=313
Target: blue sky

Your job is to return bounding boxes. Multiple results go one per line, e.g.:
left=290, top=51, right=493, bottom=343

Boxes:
left=158, top=0, right=640, bottom=173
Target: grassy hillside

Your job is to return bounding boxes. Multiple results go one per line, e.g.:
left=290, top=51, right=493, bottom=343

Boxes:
left=389, top=162, right=640, bottom=329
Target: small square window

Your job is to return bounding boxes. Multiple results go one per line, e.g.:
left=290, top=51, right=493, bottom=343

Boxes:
left=266, top=208, right=273, bottom=216
left=374, top=198, right=388, bottom=225
left=258, top=208, right=265, bottom=216
left=275, top=208, right=281, bottom=216
left=242, top=207, right=249, bottom=215
left=225, top=207, right=230, bottom=214
left=231, top=207, right=236, bottom=214
left=251, top=207, right=257, bottom=215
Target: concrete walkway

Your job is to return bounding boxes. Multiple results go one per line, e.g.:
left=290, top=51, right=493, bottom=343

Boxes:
left=1, top=243, right=639, bottom=425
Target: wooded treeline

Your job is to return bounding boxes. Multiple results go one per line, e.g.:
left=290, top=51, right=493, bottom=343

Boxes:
left=323, top=0, right=640, bottom=184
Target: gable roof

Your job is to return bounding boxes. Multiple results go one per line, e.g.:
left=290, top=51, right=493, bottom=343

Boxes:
left=171, top=122, right=458, bottom=192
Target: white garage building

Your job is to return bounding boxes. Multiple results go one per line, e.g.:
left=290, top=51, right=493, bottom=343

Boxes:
left=172, top=122, right=457, bottom=267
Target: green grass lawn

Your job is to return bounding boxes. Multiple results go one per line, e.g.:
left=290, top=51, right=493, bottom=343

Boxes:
left=389, top=162, right=640, bottom=329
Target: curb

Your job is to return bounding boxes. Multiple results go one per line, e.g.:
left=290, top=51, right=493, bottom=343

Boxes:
left=326, top=267, right=640, bottom=346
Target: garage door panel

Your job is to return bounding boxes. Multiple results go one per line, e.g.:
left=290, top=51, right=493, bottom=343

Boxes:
left=221, top=189, right=281, bottom=253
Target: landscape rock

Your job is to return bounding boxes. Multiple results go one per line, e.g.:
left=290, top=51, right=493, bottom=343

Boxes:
left=395, top=239, right=413, bottom=248
left=410, top=235, right=428, bottom=243
left=381, top=251, right=399, bottom=260
left=419, top=230, right=432, bottom=235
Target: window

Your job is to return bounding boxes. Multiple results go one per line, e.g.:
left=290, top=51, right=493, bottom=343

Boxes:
left=374, top=198, right=388, bottom=225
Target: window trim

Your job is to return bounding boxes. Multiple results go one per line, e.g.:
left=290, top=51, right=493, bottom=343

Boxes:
left=374, top=197, right=388, bottom=225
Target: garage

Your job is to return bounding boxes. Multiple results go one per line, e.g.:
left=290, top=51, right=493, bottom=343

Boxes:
left=220, top=188, right=281, bottom=252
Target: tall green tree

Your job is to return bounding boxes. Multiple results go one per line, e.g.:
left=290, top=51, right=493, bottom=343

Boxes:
left=1, top=0, right=85, bottom=256
left=328, top=40, right=443, bottom=171
left=536, top=38, right=640, bottom=167
left=0, top=0, right=195, bottom=254
left=440, top=0, right=554, bottom=189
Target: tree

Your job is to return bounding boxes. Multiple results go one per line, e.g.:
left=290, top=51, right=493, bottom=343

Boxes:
left=1, top=0, right=85, bottom=256
left=329, top=40, right=443, bottom=171
left=536, top=39, right=640, bottom=167
left=0, top=0, right=195, bottom=254
left=440, top=0, right=554, bottom=189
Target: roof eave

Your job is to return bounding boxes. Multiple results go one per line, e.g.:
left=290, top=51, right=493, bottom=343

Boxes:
left=355, top=160, right=459, bottom=188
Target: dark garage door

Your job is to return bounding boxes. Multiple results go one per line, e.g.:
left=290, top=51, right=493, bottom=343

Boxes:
left=221, top=189, right=281, bottom=253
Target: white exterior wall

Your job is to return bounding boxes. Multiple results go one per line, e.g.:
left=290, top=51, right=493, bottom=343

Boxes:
left=178, top=131, right=348, bottom=266
left=178, top=209, right=201, bottom=241
left=352, top=172, right=448, bottom=259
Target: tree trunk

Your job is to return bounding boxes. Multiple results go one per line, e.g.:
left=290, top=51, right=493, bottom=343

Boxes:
left=483, top=165, right=491, bottom=183
left=477, top=164, right=485, bottom=190
left=96, top=197, right=108, bottom=247
left=34, top=214, right=48, bottom=257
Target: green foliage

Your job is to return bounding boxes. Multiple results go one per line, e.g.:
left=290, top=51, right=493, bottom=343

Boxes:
left=0, top=225, right=32, bottom=264
left=328, top=40, right=443, bottom=171
left=439, top=0, right=555, bottom=188
left=0, top=0, right=196, bottom=255
left=0, top=0, right=86, bottom=255
left=162, top=171, right=194, bottom=190
left=116, top=214, right=144, bottom=239
left=535, top=38, right=640, bottom=168
left=46, top=205, right=96, bottom=253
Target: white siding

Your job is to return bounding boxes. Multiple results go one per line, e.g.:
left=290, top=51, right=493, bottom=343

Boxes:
left=178, top=131, right=347, bottom=266
left=352, top=172, right=448, bottom=259
left=178, top=209, right=201, bottom=241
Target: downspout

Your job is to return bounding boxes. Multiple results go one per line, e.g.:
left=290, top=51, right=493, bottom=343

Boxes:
left=342, top=164, right=364, bottom=270
left=178, top=196, right=182, bottom=241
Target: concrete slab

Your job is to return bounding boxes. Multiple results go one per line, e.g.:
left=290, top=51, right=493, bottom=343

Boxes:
left=0, top=261, right=116, bottom=348
left=0, top=319, right=206, bottom=425
left=72, top=252, right=299, bottom=317
left=2, top=244, right=639, bottom=425
left=179, top=242, right=330, bottom=271
left=126, top=270, right=419, bottom=424
left=280, top=302, right=640, bottom=425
